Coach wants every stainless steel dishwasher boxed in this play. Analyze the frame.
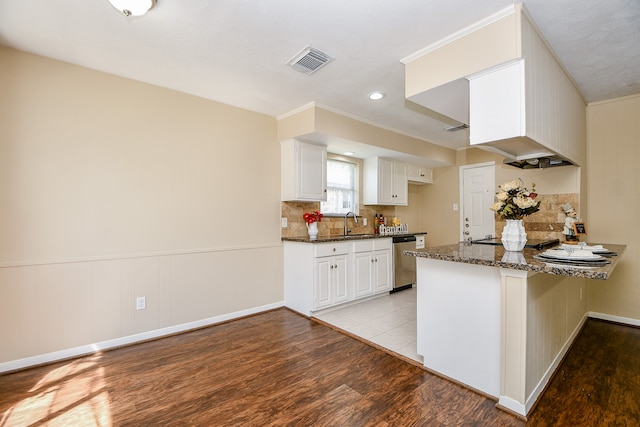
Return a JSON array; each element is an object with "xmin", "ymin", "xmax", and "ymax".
[{"xmin": 392, "ymin": 235, "xmax": 417, "ymax": 293}]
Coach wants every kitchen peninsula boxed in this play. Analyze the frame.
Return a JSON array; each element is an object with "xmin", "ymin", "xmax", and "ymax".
[{"xmin": 404, "ymin": 242, "xmax": 626, "ymax": 418}]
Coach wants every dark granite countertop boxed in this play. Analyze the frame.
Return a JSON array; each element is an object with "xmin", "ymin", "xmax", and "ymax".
[
  {"xmin": 404, "ymin": 242, "xmax": 626, "ymax": 280},
  {"xmin": 282, "ymin": 231, "xmax": 428, "ymax": 244}
]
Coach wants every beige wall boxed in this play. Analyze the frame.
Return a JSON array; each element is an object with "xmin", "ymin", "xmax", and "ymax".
[
  {"xmin": 586, "ymin": 94, "xmax": 640, "ymax": 322},
  {"xmin": 0, "ymin": 47, "xmax": 284, "ymax": 367},
  {"xmin": 404, "ymin": 10, "xmax": 519, "ymax": 97},
  {"xmin": 414, "ymin": 162, "xmax": 461, "ymax": 246}
]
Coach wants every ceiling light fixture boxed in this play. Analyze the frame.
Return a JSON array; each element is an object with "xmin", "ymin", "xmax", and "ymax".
[
  {"xmin": 108, "ymin": 0, "xmax": 156, "ymax": 16},
  {"xmin": 368, "ymin": 91, "xmax": 385, "ymax": 101},
  {"xmin": 344, "ymin": 152, "xmax": 355, "ymax": 156}
]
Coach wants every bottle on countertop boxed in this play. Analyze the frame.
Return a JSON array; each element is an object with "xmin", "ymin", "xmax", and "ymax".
[{"xmin": 374, "ymin": 214, "xmax": 379, "ymax": 234}]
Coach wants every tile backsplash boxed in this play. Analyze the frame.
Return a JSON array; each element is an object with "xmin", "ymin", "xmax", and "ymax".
[
  {"xmin": 282, "ymin": 193, "xmax": 579, "ymax": 243},
  {"xmin": 281, "ymin": 202, "xmax": 396, "ymax": 238},
  {"xmin": 496, "ymin": 193, "xmax": 580, "ymax": 242}
]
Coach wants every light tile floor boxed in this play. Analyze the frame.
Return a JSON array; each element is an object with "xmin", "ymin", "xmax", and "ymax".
[{"xmin": 314, "ymin": 287, "xmax": 423, "ymax": 364}]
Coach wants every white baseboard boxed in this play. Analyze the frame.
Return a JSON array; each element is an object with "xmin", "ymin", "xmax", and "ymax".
[
  {"xmin": 0, "ymin": 301, "xmax": 285, "ymax": 374},
  {"xmin": 498, "ymin": 395, "xmax": 526, "ymax": 416},
  {"xmin": 588, "ymin": 311, "xmax": 640, "ymax": 327}
]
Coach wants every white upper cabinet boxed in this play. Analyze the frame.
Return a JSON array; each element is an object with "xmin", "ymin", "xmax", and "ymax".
[
  {"xmin": 281, "ymin": 139, "xmax": 327, "ymax": 202},
  {"xmin": 407, "ymin": 164, "xmax": 433, "ymax": 184},
  {"xmin": 402, "ymin": 4, "xmax": 586, "ymax": 166},
  {"xmin": 363, "ymin": 157, "xmax": 408, "ymax": 205}
]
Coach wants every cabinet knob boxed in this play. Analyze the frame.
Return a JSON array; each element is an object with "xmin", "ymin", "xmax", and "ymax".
[
  {"xmin": 333, "ymin": 248, "xmax": 336, "ymax": 252},
  {"xmin": 330, "ymin": 265, "xmax": 334, "ymax": 269},
  {"xmin": 334, "ymin": 264, "xmax": 338, "ymax": 269}
]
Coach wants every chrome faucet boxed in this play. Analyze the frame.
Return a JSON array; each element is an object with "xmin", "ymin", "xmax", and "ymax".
[{"xmin": 344, "ymin": 211, "xmax": 358, "ymax": 235}]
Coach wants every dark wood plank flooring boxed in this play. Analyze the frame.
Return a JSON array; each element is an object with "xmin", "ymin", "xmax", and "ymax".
[{"xmin": 1, "ymin": 309, "xmax": 638, "ymax": 426}]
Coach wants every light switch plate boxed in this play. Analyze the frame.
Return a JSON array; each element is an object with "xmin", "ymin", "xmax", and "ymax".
[{"xmin": 281, "ymin": 217, "xmax": 288, "ymax": 228}]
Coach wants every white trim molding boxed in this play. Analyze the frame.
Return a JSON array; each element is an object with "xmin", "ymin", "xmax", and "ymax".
[
  {"xmin": 0, "ymin": 301, "xmax": 285, "ymax": 374},
  {"xmin": 589, "ymin": 311, "xmax": 640, "ymax": 327}
]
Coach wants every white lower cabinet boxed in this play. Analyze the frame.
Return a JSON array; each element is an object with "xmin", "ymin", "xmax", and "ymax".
[
  {"xmin": 373, "ymin": 249, "xmax": 392, "ymax": 293},
  {"xmin": 353, "ymin": 239, "xmax": 392, "ymax": 297},
  {"xmin": 354, "ymin": 251, "xmax": 374, "ymax": 297},
  {"xmin": 283, "ymin": 238, "xmax": 392, "ymax": 316},
  {"xmin": 314, "ymin": 253, "xmax": 349, "ymax": 309}
]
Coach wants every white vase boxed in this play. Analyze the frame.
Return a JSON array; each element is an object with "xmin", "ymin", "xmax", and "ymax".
[
  {"xmin": 306, "ymin": 222, "xmax": 318, "ymax": 240},
  {"xmin": 501, "ymin": 219, "xmax": 527, "ymax": 251}
]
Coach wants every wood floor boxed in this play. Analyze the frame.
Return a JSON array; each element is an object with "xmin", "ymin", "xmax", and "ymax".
[{"xmin": 1, "ymin": 309, "xmax": 639, "ymax": 426}]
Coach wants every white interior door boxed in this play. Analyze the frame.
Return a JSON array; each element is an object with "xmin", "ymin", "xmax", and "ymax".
[{"xmin": 461, "ymin": 164, "xmax": 495, "ymax": 241}]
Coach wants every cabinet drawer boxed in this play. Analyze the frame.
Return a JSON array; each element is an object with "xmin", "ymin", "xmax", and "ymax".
[
  {"xmin": 374, "ymin": 238, "xmax": 392, "ymax": 250},
  {"xmin": 352, "ymin": 240, "xmax": 374, "ymax": 253},
  {"xmin": 314, "ymin": 242, "xmax": 349, "ymax": 257}
]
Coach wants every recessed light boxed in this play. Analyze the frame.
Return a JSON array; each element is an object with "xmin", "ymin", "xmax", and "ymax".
[
  {"xmin": 368, "ymin": 91, "xmax": 385, "ymax": 101},
  {"xmin": 344, "ymin": 152, "xmax": 355, "ymax": 156}
]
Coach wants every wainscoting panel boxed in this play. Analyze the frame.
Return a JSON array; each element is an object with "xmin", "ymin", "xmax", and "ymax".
[{"xmin": 0, "ymin": 245, "xmax": 283, "ymax": 369}]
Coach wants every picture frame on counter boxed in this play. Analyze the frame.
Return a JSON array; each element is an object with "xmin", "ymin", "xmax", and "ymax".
[{"xmin": 573, "ymin": 221, "xmax": 587, "ymax": 235}]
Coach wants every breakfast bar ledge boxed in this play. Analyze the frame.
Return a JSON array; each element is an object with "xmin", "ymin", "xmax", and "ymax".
[{"xmin": 404, "ymin": 242, "xmax": 626, "ymax": 418}]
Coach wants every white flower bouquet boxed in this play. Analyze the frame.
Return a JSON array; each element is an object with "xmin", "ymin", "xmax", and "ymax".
[{"xmin": 490, "ymin": 179, "xmax": 540, "ymax": 220}]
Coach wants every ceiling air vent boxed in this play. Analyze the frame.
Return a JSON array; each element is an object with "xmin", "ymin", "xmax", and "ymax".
[{"xmin": 287, "ymin": 46, "xmax": 334, "ymax": 74}]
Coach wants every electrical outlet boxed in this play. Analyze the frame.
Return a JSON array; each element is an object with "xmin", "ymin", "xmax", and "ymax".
[
  {"xmin": 453, "ymin": 203, "xmax": 459, "ymax": 211},
  {"xmin": 363, "ymin": 218, "xmax": 368, "ymax": 226},
  {"xmin": 281, "ymin": 217, "xmax": 288, "ymax": 228},
  {"xmin": 136, "ymin": 296, "xmax": 146, "ymax": 310}
]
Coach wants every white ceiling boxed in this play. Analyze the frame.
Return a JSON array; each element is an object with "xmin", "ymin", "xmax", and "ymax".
[{"xmin": 1, "ymin": 0, "xmax": 638, "ymax": 161}]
